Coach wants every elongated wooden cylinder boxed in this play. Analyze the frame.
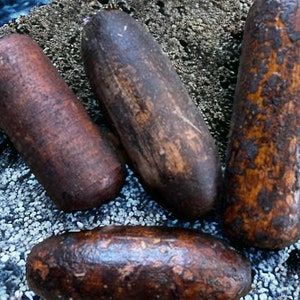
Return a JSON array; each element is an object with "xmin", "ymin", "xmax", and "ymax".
[
  {"xmin": 223, "ymin": 0, "xmax": 300, "ymax": 249},
  {"xmin": 0, "ymin": 33, "xmax": 124, "ymax": 212},
  {"xmin": 26, "ymin": 226, "xmax": 252, "ymax": 300},
  {"xmin": 81, "ymin": 10, "xmax": 221, "ymax": 219}
]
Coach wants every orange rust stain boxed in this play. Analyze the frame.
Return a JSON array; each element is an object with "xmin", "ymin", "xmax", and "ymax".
[
  {"xmin": 33, "ymin": 260, "xmax": 49, "ymax": 280},
  {"xmin": 231, "ymin": 16, "xmax": 299, "ymax": 226}
]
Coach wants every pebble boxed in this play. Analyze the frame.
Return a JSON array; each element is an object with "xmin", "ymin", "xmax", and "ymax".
[{"xmin": 0, "ymin": 255, "xmax": 9, "ymax": 264}]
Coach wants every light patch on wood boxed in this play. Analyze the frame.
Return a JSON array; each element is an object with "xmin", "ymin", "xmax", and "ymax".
[
  {"xmin": 119, "ymin": 264, "xmax": 135, "ymax": 279},
  {"xmin": 173, "ymin": 106, "xmax": 203, "ymax": 135},
  {"xmin": 172, "ymin": 265, "xmax": 184, "ymax": 275}
]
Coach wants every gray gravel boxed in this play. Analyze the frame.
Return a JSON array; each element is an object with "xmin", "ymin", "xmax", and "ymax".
[
  {"xmin": 0, "ymin": 0, "xmax": 299, "ymax": 299},
  {"xmin": 1, "ymin": 150, "xmax": 299, "ymax": 299}
]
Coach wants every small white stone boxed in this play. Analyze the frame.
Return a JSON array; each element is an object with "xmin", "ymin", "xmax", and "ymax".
[
  {"xmin": 76, "ymin": 221, "xmax": 84, "ymax": 229},
  {"xmin": 259, "ymin": 293, "xmax": 268, "ymax": 300},
  {"xmin": 0, "ymin": 254, "xmax": 9, "ymax": 263}
]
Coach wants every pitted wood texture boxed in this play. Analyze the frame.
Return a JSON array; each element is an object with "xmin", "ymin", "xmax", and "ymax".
[
  {"xmin": 223, "ymin": 0, "xmax": 300, "ymax": 249},
  {"xmin": 26, "ymin": 226, "xmax": 252, "ymax": 300}
]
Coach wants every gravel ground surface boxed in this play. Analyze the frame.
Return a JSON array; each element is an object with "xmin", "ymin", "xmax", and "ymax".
[{"xmin": 0, "ymin": 0, "xmax": 299, "ymax": 299}]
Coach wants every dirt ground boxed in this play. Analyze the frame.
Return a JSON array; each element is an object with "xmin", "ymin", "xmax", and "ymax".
[{"xmin": 0, "ymin": 0, "xmax": 252, "ymax": 161}]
